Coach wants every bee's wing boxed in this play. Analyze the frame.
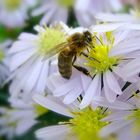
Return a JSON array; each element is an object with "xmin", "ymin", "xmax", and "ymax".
[
  {"xmin": 43, "ymin": 41, "xmax": 78, "ymax": 60},
  {"xmin": 43, "ymin": 42, "xmax": 69, "ymax": 59}
]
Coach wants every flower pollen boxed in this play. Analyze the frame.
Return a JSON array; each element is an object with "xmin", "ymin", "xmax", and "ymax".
[
  {"xmin": 0, "ymin": 49, "xmax": 4, "ymax": 62},
  {"xmin": 37, "ymin": 27, "xmax": 66, "ymax": 57},
  {"xmin": 34, "ymin": 104, "xmax": 48, "ymax": 116},
  {"xmin": 4, "ymin": 0, "xmax": 21, "ymax": 10},
  {"xmin": 69, "ymin": 108, "xmax": 108, "ymax": 140},
  {"xmin": 127, "ymin": 95, "xmax": 140, "ymax": 134},
  {"xmin": 58, "ymin": 0, "xmax": 74, "ymax": 8},
  {"xmin": 85, "ymin": 32, "xmax": 118, "ymax": 75},
  {"xmin": 133, "ymin": 109, "xmax": 140, "ymax": 129}
]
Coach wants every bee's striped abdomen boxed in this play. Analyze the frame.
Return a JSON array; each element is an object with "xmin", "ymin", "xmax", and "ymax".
[{"xmin": 58, "ymin": 50, "xmax": 73, "ymax": 79}]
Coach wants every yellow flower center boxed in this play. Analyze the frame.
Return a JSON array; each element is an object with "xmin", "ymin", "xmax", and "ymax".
[
  {"xmin": 127, "ymin": 95, "xmax": 140, "ymax": 134},
  {"xmin": 85, "ymin": 32, "xmax": 118, "ymax": 75},
  {"xmin": 133, "ymin": 109, "xmax": 140, "ymax": 128},
  {"xmin": 69, "ymin": 108, "xmax": 108, "ymax": 140},
  {"xmin": 34, "ymin": 104, "xmax": 48, "ymax": 116},
  {"xmin": 127, "ymin": 109, "xmax": 140, "ymax": 135},
  {"xmin": 133, "ymin": 9, "xmax": 140, "ymax": 18},
  {"xmin": 0, "ymin": 49, "xmax": 4, "ymax": 62},
  {"xmin": 1, "ymin": 109, "xmax": 17, "ymax": 128},
  {"xmin": 4, "ymin": 0, "xmax": 21, "ymax": 10},
  {"xmin": 57, "ymin": 0, "xmax": 74, "ymax": 8},
  {"xmin": 37, "ymin": 26, "xmax": 66, "ymax": 57}
]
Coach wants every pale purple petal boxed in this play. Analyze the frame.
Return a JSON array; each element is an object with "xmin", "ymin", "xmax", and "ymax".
[
  {"xmin": 33, "ymin": 94, "xmax": 73, "ymax": 117},
  {"xmin": 122, "ymin": 58, "xmax": 140, "ymax": 79},
  {"xmin": 101, "ymin": 111, "xmax": 133, "ymax": 122},
  {"xmin": 100, "ymin": 119, "xmax": 134, "ymax": 137},
  {"xmin": 35, "ymin": 125, "xmax": 70, "ymax": 140},
  {"xmin": 80, "ymin": 74, "xmax": 100, "ymax": 109},
  {"xmin": 93, "ymin": 97, "xmax": 134, "ymax": 110},
  {"xmin": 105, "ymin": 71, "xmax": 123, "ymax": 95}
]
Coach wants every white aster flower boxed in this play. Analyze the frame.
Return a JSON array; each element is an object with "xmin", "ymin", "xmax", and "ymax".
[
  {"xmin": 32, "ymin": 0, "xmax": 122, "ymax": 27},
  {"xmin": 80, "ymin": 28, "xmax": 140, "ymax": 107},
  {"xmin": 120, "ymin": 0, "xmax": 137, "ymax": 6},
  {"xmin": 100, "ymin": 90, "xmax": 140, "ymax": 140},
  {"xmin": 8, "ymin": 22, "xmax": 69, "ymax": 102},
  {"xmin": 121, "ymin": 56, "xmax": 140, "ymax": 82},
  {"xmin": 96, "ymin": 0, "xmax": 140, "ymax": 24},
  {"xmin": 33, "ymin": 94, "xmax": 129, "ymax": 140},
  {"xmin": 32, "ymin": 0, "xmax": 73, "ymax": 25},
  {"xmin": 0, "ymin": 97, "xmax": 48, "ymax": 139},
  {"xmin": 0, "ymin": 40, "xmax": 11, "ymax": 86},
  {"xmin": 96, "ymin": 13, "xmax": 140, "ymax": 24},
  {"xmin": 75, "ymin": 0, "xmax": 122, "ymax": 27},
  {"xmin": 9, "ymin": 22, "xmax": 89, "ymax": 102},
  {"xmin": 46, "ymin": 67, "xmax": 92, "ymax": 103},
  {"xmin": 0, "ymin": 100, "xmax": 34, "ymax": 139},
  {"xmin": 0, "ymin": 0, "xmax": 36, "ymax": 28},
  {"xmin": 46, "ymin": 26, "xmax": 140, "ymax": 109}
]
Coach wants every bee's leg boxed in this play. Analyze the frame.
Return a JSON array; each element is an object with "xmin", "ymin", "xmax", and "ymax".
[
  {"xmin": 84, "ymin": 41, "xmax": 95, "ymax": 48},
  {"xmin": 80, "ymin": 52, "xmax": 89, "ymax": 58},
  {"xmin": 73, "ymin": 65, "xmax": 92, "ymax": 78},
  {"xmin": 87, "ymin": 48, "xmax": 90, "ymax": 53},
  {"xmin": 80, "ymin": 52, "xmax": 100, "ymax": 63},
  {"xmin": 72, "ymin": 55, "xmax": 77, "ymax": 65}
]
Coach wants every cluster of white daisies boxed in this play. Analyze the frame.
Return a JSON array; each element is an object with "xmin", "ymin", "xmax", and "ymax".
[{"xmin": 1, "ymin": 0, "xmax": 140, "ymax": 140}]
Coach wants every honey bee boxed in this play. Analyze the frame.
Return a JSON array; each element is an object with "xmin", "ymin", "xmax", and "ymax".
[{"xmin": 45, "ymin": 31, "xmax": 93, "ymax": 79}]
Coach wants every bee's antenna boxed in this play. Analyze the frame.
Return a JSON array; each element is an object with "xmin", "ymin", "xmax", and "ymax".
[
  {"xmin": 93, "ymin": 35, "xmax": 104, "ymax": 46},
  {"xmin": 80, "ymin": 52, "xmax": 100, "ymax": 63},
  {"xmin": 84, "ymin": 41, "xmax": 95, "ymax": 48}
]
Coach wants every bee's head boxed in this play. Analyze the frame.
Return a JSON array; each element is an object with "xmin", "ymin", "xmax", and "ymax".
[{"xmin": 84, "ymin": 31, "xmax": 92, "ymax": 43}]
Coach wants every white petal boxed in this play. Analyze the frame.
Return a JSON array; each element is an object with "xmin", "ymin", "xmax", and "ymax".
[
  {"xmin": 36, "ymin": 60, "xmax": 49, "ymax": 93},
  {"xmin": 63, "ymin": 87, "xmax": 82, "ymax": 104},
  {"xmin": 23, "ymin": 58, "xmax": 44, "ymax": 93},
  {"xmin": 96, "ymin": 13, "xmax": 139, "ymax": 23},
  {"xmin": 40, "ymin": 8, "xmax": 56, "ymax": 25},
  {"xmin": 101, "ymin": 111, "xmax": 133, "ymax": 122},
  {"xmin": 100, "ymin": 119, "xmax": 134, "ymax": 137},
  {"xmin": 122, "ymin": 58, "xmax": 140, "ymax": 79},
  {"xmin": 80, "ymin": 74, "xmax": 92, "ymax": 92},
  {"xmin": 18, "ymin": 33, "xmax": 38, "ymax": 41},
  {"xmin": 93, "ymin": 97, "xmax": 134, "ymax": 110},
  {"xmin": 90, "ymin": 23, "xmax": 125, "ymax": 33},
  {"xmin": 105, "ymin": 71, "xmax": 123, "ymax": 95},
  {"xmin": 46, "ymin": 74, "xmax": 65, "ymax": 92},
  {"xmin": 9, "ymin": 41, "xmax": 36, "ymax": 53},
  {"xmin": 110, "ymin": 42, "xmax": 140, "ymax": 57},
  {"xmin": 103, "ymin": 75, "xmax": 116, "ymax": 102},
  {"xmin": 33, "ymin": 94, "xmax": 72, "ymax": 117},
  {"xmin": 35, "ymin": 125, "xmax": 70, "ymax": 140},
  {"xmin": 53, "ymin": 77, "xmax": 81, "ymax": 97},
  {"xmin": 10, "ymin": 48, "xmax": 36, "ymax": 71},
  {"xmin": 16, "ymin": 119, "xmax": 36, "ymax": 135},
  {"xmin": 80, "ymin": 74, "xmax": 100, "ymax": 109},
  {"xmin": 31, "ymin": 5, "xmax": 50, "ymax": 16}
]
